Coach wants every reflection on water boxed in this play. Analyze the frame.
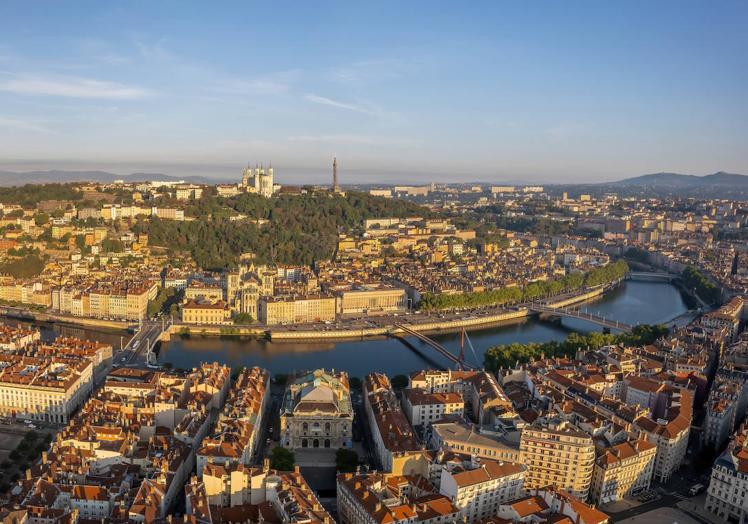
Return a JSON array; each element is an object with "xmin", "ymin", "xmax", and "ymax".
[
  {"xmin": 4, "ymin": 281, "xmax": 690, "ymax": 379},
  {"xmin": 159, "ymin": 281, "xmax": 689, "ymax": 377}
]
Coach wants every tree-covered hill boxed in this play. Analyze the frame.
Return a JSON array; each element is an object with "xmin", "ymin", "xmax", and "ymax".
[{"xmin": 138, "ymin": 191, "xmax": 431, "ymax": 269}]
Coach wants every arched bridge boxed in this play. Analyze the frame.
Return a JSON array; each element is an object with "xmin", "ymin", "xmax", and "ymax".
[
  {"xmin": 392, "ymin": 324, "xmax": 476, "ymax": 369},
  {"xmin": 626, "ymin": 271, "xmax": 676, "ymax": 283},
  {"xmin": 528, "ymin": 304, "xmax": 633, "ymax": 332}
]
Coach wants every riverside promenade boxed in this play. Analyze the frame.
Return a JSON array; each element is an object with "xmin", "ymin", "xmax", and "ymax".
[
  {"xmin": 1, "ymin": 283, "xmax": 621, "ymax": 343},
  {"xmin": 267, "ymin": 285, "xmax": 612, "ymax": 341}
]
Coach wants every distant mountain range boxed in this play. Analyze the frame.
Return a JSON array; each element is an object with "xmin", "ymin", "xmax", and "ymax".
[
  {"xmin": 547, "ymin": 171, "xmax": 748, "ymax": 199},
  {"xmin": 1, "ymin": 168, "xmax": 747, "ymax": 199},
  {"xmin": 0, "ymin": 170, "xmax": 221, "ymax": 186},
  {"xmin": 610, "ymin": 171, "xmax": 748, "ymax": 189}
]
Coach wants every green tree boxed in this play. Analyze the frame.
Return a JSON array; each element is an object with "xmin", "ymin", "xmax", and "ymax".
[
  {"xmin": 0, "ymin": 254, "xmax": 46, "ymax": 278},
  {"xmin": 270, "ymin": 446, "xmax": 295, "ymax": 471},
  {"xmin": 336, "ymin": 448, "xmax": 359, "ymax": 473},
  {"xmin": 391, "ymin": 375, "xmax": 408, "ymax": 390},
  {"xmin": 233, "ymin": 312, "xmax": 254, "ymax": 325},
  {"xmin": 484, "ymin": 323, "xmax": 668, "ymax": 372},
  {"xmin": 34, "ymin": 212, "xmax": 49, "ymax": 226}
]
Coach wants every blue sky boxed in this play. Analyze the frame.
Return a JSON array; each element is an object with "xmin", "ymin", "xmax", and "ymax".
[{"xmin": 0, "ymin": 1, "xmax": 746, "ymax": 183}]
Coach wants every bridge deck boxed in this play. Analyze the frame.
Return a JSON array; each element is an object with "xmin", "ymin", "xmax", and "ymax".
[
  {"xmin": 529, "ymin": 304, "xmax": 633, "ymax": 332},
  {"xmin": 393, "ymin": 323, "xmax": 475, "ymax": 369}
]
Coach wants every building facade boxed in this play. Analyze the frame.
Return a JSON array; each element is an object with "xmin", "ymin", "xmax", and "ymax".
[{"xmin": 280, "ymin": 369, "xmax": 353, "ymax": 450}]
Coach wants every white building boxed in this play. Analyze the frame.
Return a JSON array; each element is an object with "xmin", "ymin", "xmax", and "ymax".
[
  {"xmin": 439, "ymin": 458, "xmax": 525, "ymax": 522},
  {"xmin": 402, "ymin": 389, "xmax": 464, "ymax": 428}
]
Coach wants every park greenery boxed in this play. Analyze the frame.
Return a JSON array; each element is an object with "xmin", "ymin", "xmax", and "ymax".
[
  {"xmin": 0, "ymin": 430, "xmax": 52, "ymax": 493},
  {"xmin": 390, "ymin": 374, "xmax": 409, "ymax": 389},
  {"xmin": 137, "ymin": 191, "xmax": 429, "ymax": 270},
  {"xmin": 336, "ymin": 448, "xmax": 359, "ymax": 473},
  {"xmin": 232, "ymin": 312, "xmax": 254, "ymax": 325},
  {"xmin": 0, "ymin": 183, "xmax": 82, "ymax": 207},
  {"xmin": 681, "ymin": 265, "xmax": 721, "ymax": 306},
  {"xmin": 147, "ymin": 287, "xmax": 183, "ymax": 318},
  {"xmin": 624, "ymin": 246, "xmax": 651, "ymax": 264},
  {"xmin": 483, "ymin": 324, "xmax": 670, "ymax": 372},
  {"xmin": 419, "ymin": 260, "xmax": 629, "ymax": 310},
  {"xmin": 269, "ymin": 446, "xmax": 295, "ymax": 471},
  {"xmin": 0, "ymin": 253, "xmax": 46, "ymax": 279}
]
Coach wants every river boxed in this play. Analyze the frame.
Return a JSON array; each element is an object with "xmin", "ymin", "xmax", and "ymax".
[{"xmin": 5, "ymin": 281, "xmax": 692, "ymax": 378}]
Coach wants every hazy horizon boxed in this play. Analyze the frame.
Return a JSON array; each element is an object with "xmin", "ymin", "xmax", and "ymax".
[
  {"xmin": 1, "ymin": 158, "xmax": 743, "ymax": 186},
  {"xmin": 1, "ymin": 2, "xmax": 747, "ymax": 182}
]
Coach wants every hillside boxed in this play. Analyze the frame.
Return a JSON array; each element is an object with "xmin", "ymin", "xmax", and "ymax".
[{"xmin": 613, "ymin": 171, "xmax": 748, "ymax": 189}]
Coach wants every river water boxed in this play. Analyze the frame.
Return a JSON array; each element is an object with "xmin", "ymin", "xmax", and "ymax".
[{"xmin": 7, "ymin": 281, "xmax": 691, "ymax": 378}]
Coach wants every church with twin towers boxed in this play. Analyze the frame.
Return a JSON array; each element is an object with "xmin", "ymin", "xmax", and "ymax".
[{"xmin": 241, "ymin": 157, "xmax": 342, "ymax": 198}]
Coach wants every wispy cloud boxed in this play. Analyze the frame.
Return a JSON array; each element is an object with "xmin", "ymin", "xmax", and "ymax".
[
  {"xmin": 304, "ymin": 93, "xmax": 386, "ymax": 117},
  {"xmin": 289, "ymin": 134, "xmax": 418, "ymax": 146},
  {"xmin": 0, "ymin": 73, "xmax": 149, "ymax": 99},
  {"xmin": 0, "ymin": 116, "xmax": 52, "ymax": 133},
  {"xmin": 134, "ymin": 36, "xmax": 173, "ymax": 61},
  {"xmin": 331, "ymin": 58, "xmax": 416, "ymax": 86},
  {"xmin": 76, "ymin": 38, "xmax": 132, "ymax": 66},
  {"xmin": 209, "ymin": 70, "xmax": 300, "ymax": 97}
]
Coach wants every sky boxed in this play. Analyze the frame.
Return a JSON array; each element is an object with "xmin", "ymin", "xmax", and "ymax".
[{"xmin": 0, "ymin": 1, "xmax": 747, "ymax": 184}]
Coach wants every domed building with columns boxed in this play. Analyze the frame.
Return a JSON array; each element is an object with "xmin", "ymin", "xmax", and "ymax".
[{"xmin": 280, "ymin": 369, "xmax": 353, "ymax": 450}]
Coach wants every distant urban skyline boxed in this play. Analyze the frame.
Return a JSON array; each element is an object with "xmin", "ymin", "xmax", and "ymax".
[{"xmin": 1, "ymin": 1, "xmax": 747, "ymax": 182}]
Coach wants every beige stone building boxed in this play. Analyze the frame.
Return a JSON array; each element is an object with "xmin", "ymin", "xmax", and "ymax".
[
  {"xmin": 182, "ymin": 300, "xmax": 231, "ymax": 325},
  {"xmin": 590, "ymin": 438, "xmax": 657, "ymax": 505},
  {"xmin": 519, "ymin": 419, "xmax": 595, "ymax": 500},
  {"xmin": 334, "ymin": 286, "xmax": 407, "ymax": 316},
  {"xmin": 0, "ymin": 355, "xmax": 93, "ymax": 423},
  {"xmin": 280, "ymin": 369, "xmax": 353, "ymax": 450},
  {"xmin": 259, "ymin": 295, "xmax": 336, "ymax": 325},
  {"xmin": 430, "ymin": 421, "xmax": 520, "ymax": 462}
]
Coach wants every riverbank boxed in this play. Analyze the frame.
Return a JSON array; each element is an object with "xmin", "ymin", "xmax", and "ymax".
[
  {"xmin": 267, "ymin": 285, "xmax": 611, "ymax": 341},
  {"xmin": 156, "ymin": 280, "xmax": 689, "ymax": 377},
  {"xmin": 0, "ymin": 306, "xmax": 131, "ymax": 331},
  {"xmin": 0, "ymin": 281, "xmax": 618, "ymax": 343}
]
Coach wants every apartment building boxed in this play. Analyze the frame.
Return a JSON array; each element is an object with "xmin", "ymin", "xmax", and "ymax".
[
  {"xmin": 196, "ymin": 367, "xmax": 269, "ymax": 475},
  {"xmin": 439, "ymin": 458, "xmax": 525, "ymax": 522},
  {"xmin": 334, "ymin": 286, "xmax": 408, "ymax": 316},
  {"xmin": 364, "ymin": 373, "xmax": 421, "ymax": 473},
  {"xmin": 409, "ymin": 370, "xmax": 515, "ymax": 427},
  {"xmin": 702, "ymin": 297, "xmax": 744, "ymax": 341},
  {"xmin": 0, "ymin": 324, "xmax": 40, "ymax": 351},
  {"xmin": 633, "ymin": 387, "xmax": 692, "ymax": 483},
  {"xmin": 430, "ymin": 421, "xmax": 521, "ymax": 462},
  {"xmin": 494, "ymin": 488, "xmax": 610, "ymax": 524},
  {"xmin": 704, "ymin": 379, "xmax": 743, "ymax": 450},
  {"xmin": 185, "ymin": 283, "xmax": 224, "ymax": 302},
  {"xmin": 519, "ymin": 419, "xmax": 596, "ymax": 500},
  {"xmin": 402, "ymin": 389, "xmax": 464, "ymax": 428},
  {"xmin": 259, "ymin": 294, "xmax": 336, "ymax": 325},
  {"xmin": 52, "ymin": 280, "xmax": 157, "ymax": 321},
  {"xmin": 337, "ymin": 472, "xmax": 459, "ymax": 524},
  {"xmin": 706, "ymin": 431, "xmax": 748, "ymax": 522},
  {"xmin": 0, "ymin": 355, "xmax": 93, "ymax": 423},
  {"xmin": 590, "ymin": 438, "xmax": 657, "ymax": 505},
  {"xmin": 187, "ymin": 465, "xmax": 332, "ymax": 524}
]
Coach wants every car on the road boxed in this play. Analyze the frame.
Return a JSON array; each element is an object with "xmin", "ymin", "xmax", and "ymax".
[{"xmin": 689, "ymin": 484, "xmax": 705, "ymax": 496}]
